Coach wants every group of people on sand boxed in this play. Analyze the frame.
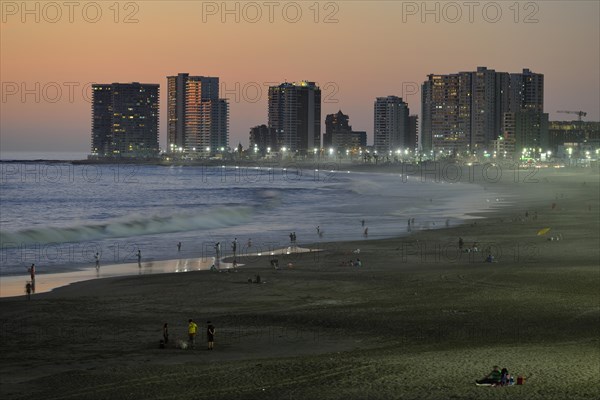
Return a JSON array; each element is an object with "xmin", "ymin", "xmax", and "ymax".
[
  {"xmin": 458, "ymin": 237, "xmax": 480, "ymax": 253},
  {"xmin": 339, "ymin": 258, "xmax": 362, "ymax": 267},
  {"xmin": 160, "ymin": 319, "xmax": 215, "ymax": 350},
  {"xmin": 458, "ymin": 237, "xmax": 497, "ymax": 263},
  {"xmin": 476, "ymin": 365, "xmax": 515, "ymax": 386}
]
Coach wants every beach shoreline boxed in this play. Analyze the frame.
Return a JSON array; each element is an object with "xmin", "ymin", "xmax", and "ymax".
[
  {"xmin": 0, "ymin": 246, "xmax": 319, "ymax": 298},
  {"xmin": 0, "ymin": 165, "xmax": 598, "ymax": 399}
]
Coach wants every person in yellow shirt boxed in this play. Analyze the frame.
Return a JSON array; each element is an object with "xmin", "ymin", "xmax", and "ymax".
[{"xmin": 188, "ymin": 319, "xmax": 198, "ymax": 348}]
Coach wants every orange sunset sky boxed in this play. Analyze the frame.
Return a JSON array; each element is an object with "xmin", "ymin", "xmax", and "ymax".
[{"xmin": 1, "ymin": 1, "xmax": 599, "ymax": 154}]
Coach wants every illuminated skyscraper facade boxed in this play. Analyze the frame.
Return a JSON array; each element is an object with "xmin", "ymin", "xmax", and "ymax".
[
  {"xmin": 268, "ymin": 81, "xmax": 321, "ymax": 153},
  {"xmin": 167, "ymin": 73, "xmax": 228, "ymax": 155},
  {"xmin": 421, "ymin": 67, "xmax": 546, "ymax": 156},
  {"xmin": 91, "ymin": 82, "xmax": 159, "ymax": 157},
  {"xmin": 374, "ymin": 96, "xmax": 410, "ymax": 153}
]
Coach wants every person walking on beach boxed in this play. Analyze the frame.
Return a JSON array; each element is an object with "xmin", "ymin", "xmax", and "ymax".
[
  {"xmin": 363, "ymin": 227, "xmax": 368, "ymax": 237},
  {"xmin": 27, "ymin": 264, "xmax": 36, "ymax": 292},
  {"xmin": 25, "ymin": 282, "xmax": 32, "ymax": 300},
  {"xmin": 458, "ymin": 237, "xmax": 464, "ymax": 250},
  {"xmin": 214, "ymin": 242, "xmax": 221, "ymax": 261},
  {"xmin": 137, "ymin": 250, "xmax": 142, "ymax": 264},
  {"xmin": 28, "ymin": 263, "xmax": 35, "ymax": 282},
  {"xmin": 207, "ymin": 321, "xmax": 215, "ymax": 350},
  {"xmin": 361, "ymin": 219, "xmax": 365, "ymax": 227},
  {"xmin": 94, "ymin": 253, "xmax": 100, "ymax": 270},
  {"xmin": 247, "ymin": 238, "xmax": 252, "ymax": 249},
  {"xmin": 163, "ymin": 323, "xmax": 169, "ymax": 345},
  {"xmin": 232, "ymin": 238, "xmax": 238, "ymax": 258},
  {"xmin": 188, "ymin": 319, "xmax": 198, "ymax": 349},
  {"xmin": 177, "ymin": 242, "xmax": 181, "ymax": 252}
]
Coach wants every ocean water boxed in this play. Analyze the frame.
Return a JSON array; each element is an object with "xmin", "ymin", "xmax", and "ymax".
[{"xmin": 0, "ymin": 163, "xmax": 504, "ymax": 276}]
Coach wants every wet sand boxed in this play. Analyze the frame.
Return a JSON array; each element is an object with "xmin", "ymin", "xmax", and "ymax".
[
  {"xmin": 1, "ymin": 165, "xmax": 598, "ymax": 400},
  {"xmin": 0, "ymin": 247, "xmax": 317, "ymax": 298}
]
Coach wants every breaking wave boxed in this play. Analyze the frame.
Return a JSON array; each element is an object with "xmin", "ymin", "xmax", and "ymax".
[{"xmin": 0, "ymin": 206, "xmax": 253, "ymax": 246}]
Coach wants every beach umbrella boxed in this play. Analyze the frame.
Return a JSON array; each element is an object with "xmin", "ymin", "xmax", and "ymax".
[{"xmin": 537, "ymin": 228, "xmax": 551, "ymax": 236}]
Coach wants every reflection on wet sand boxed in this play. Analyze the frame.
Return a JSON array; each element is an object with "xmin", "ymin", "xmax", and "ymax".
[{"xmin": 0, "ymin": 247, "xmax": 318, "ymax": 298}]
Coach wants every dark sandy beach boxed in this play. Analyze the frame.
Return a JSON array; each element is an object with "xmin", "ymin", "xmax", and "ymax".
[{"xmin": 1, "ymin": 165, "xmax": 598, "ymax": 400}]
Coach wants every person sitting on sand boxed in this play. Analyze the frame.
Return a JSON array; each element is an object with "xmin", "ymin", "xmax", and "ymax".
[
  {"xmin": 486, "ymin": 254, "xmax": 495, "ymax": 263},
  {"xmin": 476, "ymin": 365, "xmax": 502, "ymax": 385},
  {"xmin": 500, "ymin": 368, "xmax": 511, "ymax": 386}
]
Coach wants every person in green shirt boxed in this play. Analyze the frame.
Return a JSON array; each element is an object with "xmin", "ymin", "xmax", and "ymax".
[{"xmin": 476, "ymin": 366, "xmax": 502, "ymax": 385}]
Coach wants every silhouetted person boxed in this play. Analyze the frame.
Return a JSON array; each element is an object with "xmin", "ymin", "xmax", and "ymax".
[
  {"xmin": 25, "ymin": 282, "xmax": 32, "ymax": 300},
  {"xmin": 28, "ymin": 263, "xmax": 35, "ymax": 281},
  {"xmin": 163, "ymin": 323, "xmax": 169, "ymax": 344},
  {"xmin": 207, "ymin": 321, "xmax": 215, "ymax": 350}
]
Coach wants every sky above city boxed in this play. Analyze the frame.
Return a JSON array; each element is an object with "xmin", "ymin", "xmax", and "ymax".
[{"xmin": 1, "ymin": 1, "xmax": 599, "ymax": 154}]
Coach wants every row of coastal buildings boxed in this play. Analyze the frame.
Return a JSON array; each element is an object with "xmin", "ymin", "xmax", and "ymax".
[{"xmin": 91, "ymin": 68, "xmax": 599, "ymax": 161}]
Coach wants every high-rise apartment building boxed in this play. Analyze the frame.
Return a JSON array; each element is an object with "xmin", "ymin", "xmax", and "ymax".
[
  {"xmin": 324, "ymin": 110, "xmax": 366, "ymax": 151},
  {"xmin": 167, "ymin": 73, "xmax": 228, "ymax": 155},
  {"xmin": 421, "ymin": 67, "xmax": 546, "ymax": 156},
  {"xmin": 268, "ymin": 81, "xmax": 321, "ymax": 153},
  {"xmin": 374, "ymin": 96, "xmax": 410, "ymax": 153},
  {"xmin": 91, "ymin": 82, "xmax": 159, "ymax": 157}
]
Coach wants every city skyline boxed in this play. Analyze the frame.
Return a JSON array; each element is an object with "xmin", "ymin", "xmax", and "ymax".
[{"xmin": 1, "ymin": 1, "xmax": 598, "ymax": 154}]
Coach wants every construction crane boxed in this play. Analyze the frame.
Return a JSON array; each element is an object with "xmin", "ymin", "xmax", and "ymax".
[{"xmin": 557, "ymin": 110, "xmax": 587, "ymax": 121}]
